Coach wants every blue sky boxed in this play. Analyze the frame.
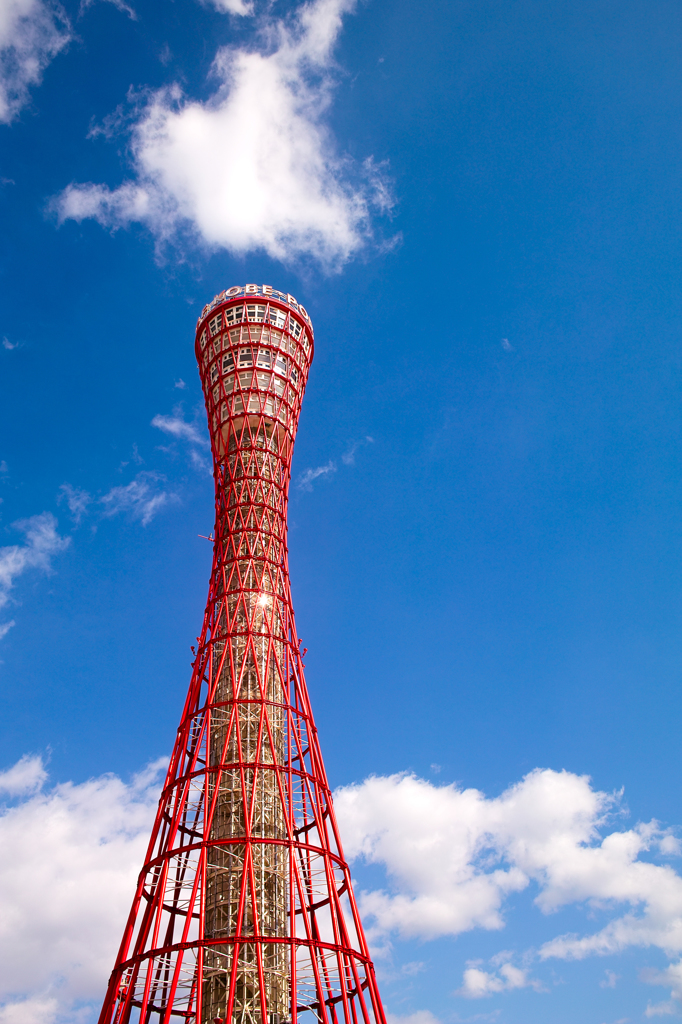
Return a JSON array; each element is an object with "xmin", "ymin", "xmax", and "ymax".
[{"xmin": 1, "ymin": 0, "xmax": 682, "ymax": 1020}]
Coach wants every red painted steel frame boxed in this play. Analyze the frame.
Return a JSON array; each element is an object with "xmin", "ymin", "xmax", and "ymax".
[{"xmin": 97, "ymin": 289, "xmax": 386, "ymax": 1024}]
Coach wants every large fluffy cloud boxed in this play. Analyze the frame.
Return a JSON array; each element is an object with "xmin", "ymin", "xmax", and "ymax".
[
  {"xmin": 4, "ymin": 761, "xmax": 682, "ymax": 1020},
  {"xmin": 335, "ymin": 768, "xmax": 682, "ymax": 1004},
  {"xmin": 55, "ymin": 0, "xmax": 391, "ymax": 268},
  {"xmin": 0, "ymin": 757, "xmax": 164, "ymax": 1023},
  {"xmin": 0, "ymin": 0, "xmax": 69, "ymax": 122}
]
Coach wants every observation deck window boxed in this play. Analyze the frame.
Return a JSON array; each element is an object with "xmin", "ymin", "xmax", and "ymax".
[
  {"xmin": 238, "ymin": 372, "xmax": 251, "ymax": 389},
  {"xmin": 257, "ymin": 349, "xmax": 272, "ymax": 369},
  {"xmin": 291, "ymin": 366, "xmax": 299, "ymax": 384},
  {"xmin": 274, "ymin": 354, "xmax": 287, "ymax": 376},
  {"xmin": 199, "ymin": 329, "xmax": 207, "ymax": 350},
  {"xmin": 269, "ymin": 308, "xmax": 286, "ymax": 329},
  {"xmin": 290, "ymin": 318, "xmax": 302, "ymax": 339},
  {"xmin": 229, "ymin": 328, "xmax": 240, "ymax": 343},
  {"xmin": 209, "ymin": 314, "xmax": 222, "ymax": 336},
  {"xmin": 222, "ymin": 352, "xmax": 235, "ymax": 372},
  {"xmin": 246, "ymin": 304, "xmax": 266, "ymax": 322},
  {"xmin": 238, "ymin": 348, "xmax": 253, "ymax": 367},
  {"xmin": 210, "ymin": 363, "xmax": 219, "ymax": 384},
  {"xmin": 225, "ymin": 305, "xmax": 244, "ymax": 325},
  {"xmin": 224, "ymin": 374, "xmax": 235, "ymax": 393}
]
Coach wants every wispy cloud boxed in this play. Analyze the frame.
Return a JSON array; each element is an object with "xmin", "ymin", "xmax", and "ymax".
[
  {"xmin": 645, "ymin": 1002, "xmax": 678, "ymax": 1018},
  {"xmin": 151, "ymin": 413, "xmax": 207, "ymax": 447},
  {"xmin": 174, "ymin": 379, "xmax": 186, "ymax": 390},
  {"xmin": 57, "ymin": 483, "xmax": 93, "ymax": 524},
  {"xmin": 341, "ymin": 435, "xmax": 374, "ymax": 465},
  {"xmin": 0, "ymin": 513, "xmax": 70, "ymax": 636},
  {"xmin": 54, "ymin": 0, "xmax": 392, "ymax": 268},
  {"xmin": 100, "ymin": 471, "xmax": 176, "ymax": 525},
  {"xmin": 152, "ymin": 411, "xmax": 211, "ymax": 474},
  {"xmin": 79, "ymin": 0, "xmax": 136, "ymax": 21},
  {"xmin": 0, "ymin": 0, "xmax": 70, "ymax": 123},
  {"xmin": 297, "ymin": 460, "xmax": 336, "ymax": 491},
  {"xmin": 2, "ymin": 338, "xmax": 18, "ymax": 350}
]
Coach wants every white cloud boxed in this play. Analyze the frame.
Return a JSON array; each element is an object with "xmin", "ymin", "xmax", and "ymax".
[
  {"xmin": 208, "ymin": 0, "xmax": 252, "ymax": 14},
  {"xmin": 601, "ymin": 969, "xmax": 620, "ymax": 988},
  {"xmin": 151, "ymin": 412, "xmax": 207, "ymax": 447},
  {"xmin": 0, "ymin": 995, "xmax": 59, "ymax": 1024},
  {"xmin": 152, "ymin": 412, "xmax": 211, "ymax": 475},
  {"xmin": 2, "ymin": 758, "xmax": 682, "ymax": 1018},
  {"xmin": 341, "ymin": 435, "xmax": 374, "ymax": 466},
  {"xmin": 297, "ymin": 460, "xmax": 336, "ymax": 490},
  {"xmin": 0, "ymin": 756, "xmax": 164, "ymax": 1020},
  {"xmin": 645, "ymin": 1002, "xmax": 679, "ymax": 1018},
  {"xmin": 642, "ymin": 962, "xmax": 682, "ymax": 1016},
  {"xmin": 457, "ymin": 962, "xmax": 540, "ymax": 999},
  {"xmin": 79, "ymin": 0, "xmax": 136, "ymax": 20},
  {"xmin": 100, "ymin": 471, "xmax": 176, "ymax": 525},
  {"xmin": 334, "ymin": 768, "xmax": 682, "ymax": 970},
  {"xmin": 0, "ymin": 753, "xmax": 47, "ymax": 796},
  {"xmin": 58, "ymin": 483, "xmax": 93, "ymax": 524},
  {"xmin": 0, "ymin": 0, "xmax": 70, "ymax": 122},
  {"xmin": 386, "ymin": 1012, "xmax": 441, "ymax": 1024},
  {"xmin": 0, "ymin": 513, "xmax": 70, "ymax": 635},
  {"xmin": 54, "ymin": 0, "xmax": 392, "ymax": 268}
]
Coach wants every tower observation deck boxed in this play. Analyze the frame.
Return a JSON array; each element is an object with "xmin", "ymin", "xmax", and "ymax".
[{"xmin": 98, "ymin": 286, "xmax": 386, "ymax": 1024}]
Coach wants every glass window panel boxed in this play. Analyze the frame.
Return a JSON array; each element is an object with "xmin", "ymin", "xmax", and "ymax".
[
  {"xmin": 225, "ymin": 306, "xmax": 244, "ymax": 324},
  {"xmin": 269, "ymin": 308, "xmax": 286, "ymax": 329}
]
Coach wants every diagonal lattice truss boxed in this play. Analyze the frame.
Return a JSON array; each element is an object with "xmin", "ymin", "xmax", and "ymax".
[{"xmin": 98, "ymin": 290, "xmax": 386, "ymax": 1024}]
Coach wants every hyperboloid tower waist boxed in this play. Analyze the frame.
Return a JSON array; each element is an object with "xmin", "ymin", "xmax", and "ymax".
[{"xmin": 99, "ymin": 285, "xmax": 386, "ymax": 1024}]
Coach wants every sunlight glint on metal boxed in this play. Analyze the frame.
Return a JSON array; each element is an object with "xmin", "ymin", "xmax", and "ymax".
[{"xmin": 97, "ymin": 287, "xmax": 387, "ymax": 1024}]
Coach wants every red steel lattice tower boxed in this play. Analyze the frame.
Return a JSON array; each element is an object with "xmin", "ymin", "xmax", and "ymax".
[{"xmin": 98, "ymin": 285, "xmax": 386, "ymax": 1024}]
